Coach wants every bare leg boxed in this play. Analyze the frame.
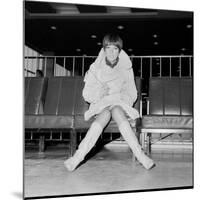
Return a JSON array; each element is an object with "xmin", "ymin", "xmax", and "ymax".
[
  {"xmin": 64, "ymin": 109, "xmax": 111, "ymax": 171},
  {"xmin": 111, "ymin": 106, "xmax": 155, "ymax": 170}
]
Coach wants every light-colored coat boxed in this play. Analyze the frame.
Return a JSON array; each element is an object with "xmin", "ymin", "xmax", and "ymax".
[{"xmin": 82, "ymin": 48, "xmax": 140, "ymax": 121}]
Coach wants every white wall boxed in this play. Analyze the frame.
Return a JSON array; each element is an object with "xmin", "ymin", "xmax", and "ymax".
[
  {"xmin": 24, "ymin": 45, "xmax": 71, "ymax": 77},
  {"xmin": 24, "ymin": 45, "xmax": 42, "ymax": 77},
  {"xmin": 55, "ymin": 62, "xmax": 71, "ymax": 76}
]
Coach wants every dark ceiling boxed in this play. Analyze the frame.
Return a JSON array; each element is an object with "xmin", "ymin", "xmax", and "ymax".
[{"xmin": 25, "ymin": 1, "xmax": 193, "ymax": 56}]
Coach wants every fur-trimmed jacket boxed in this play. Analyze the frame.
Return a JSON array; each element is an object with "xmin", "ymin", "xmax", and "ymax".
[{"xmin": 82, "ymin": 48, "xmax": 140, "ymax": 121}]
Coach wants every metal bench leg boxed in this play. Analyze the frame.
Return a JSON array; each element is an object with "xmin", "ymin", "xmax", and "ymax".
[
  {"xmin": 140, "ymin": 132, "xmax": 146, "ymax": 152},
  {"xmin": 70, "ymin": 129, "xmax": 77, "ymax": 157},
  {"xmin": 147, "ymin": 133, "xmax": 151, "ymax": 156},
  {"xmin": 39, "ymin": 135, "xmax": 45, "ymax": 152}
]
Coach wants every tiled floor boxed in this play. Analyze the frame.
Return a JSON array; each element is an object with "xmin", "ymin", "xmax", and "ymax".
[{"xmin": 24, "ymin": 143, "xmax": 193, "ymax": 198}]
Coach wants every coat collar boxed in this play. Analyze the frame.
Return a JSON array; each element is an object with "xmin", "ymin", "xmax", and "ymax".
[{"xmin": 93, "ymin": 48, "xmax": 132, "ymax": 70}]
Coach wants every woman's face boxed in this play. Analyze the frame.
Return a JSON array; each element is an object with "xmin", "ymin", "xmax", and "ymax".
[{"xmin": 104, "ymin": 45, "xmax": 120, "ymax": 62}]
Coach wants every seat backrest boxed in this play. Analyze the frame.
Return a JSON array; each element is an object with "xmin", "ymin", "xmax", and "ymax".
[
  {"xmin": 43, "ymin": 77, "xmax": 76, "ymax": 115},
  {"xmin": 74, "ymin": 76, "xmax": 142, "ymax": 116},
  {"xmin": 74, "ymin": 77, "xmax": 89, "ymax": 115},
  {"xmin": 25, "ymin": 77, "xmax": 47, "ymax": 115},
  {"xmin": 149, "ymin": 77, "xmax": 193, "ymax": 115}
]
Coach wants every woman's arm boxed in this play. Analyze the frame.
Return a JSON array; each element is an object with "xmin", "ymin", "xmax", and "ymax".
[
  {"xmin": 82, "ymin": 65, "xmax": 108, "ymax": 104},
  {"xmin": 120, "ymin": 67, "xmax": 138, "ymax": 106}
]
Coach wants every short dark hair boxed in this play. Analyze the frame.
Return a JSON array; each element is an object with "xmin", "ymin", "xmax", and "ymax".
[
  {"xmin": 36, "ymin": 69, "xmax": 44, "ymax": 77},
  {"xmin": 102, "ymin": 34, "xmax": 123, "ymax": 51}
]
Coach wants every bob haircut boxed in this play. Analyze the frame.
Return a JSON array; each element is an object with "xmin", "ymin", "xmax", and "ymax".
[{"xmin": 102, "ymin": 34, "xmax": 123, "ymax": 51}]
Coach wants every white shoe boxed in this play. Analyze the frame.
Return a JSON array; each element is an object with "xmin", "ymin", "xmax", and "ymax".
[
  {"xmin": 64, "ymin": 122, "xmax": 103, "ymax": 171},
  {"xmin": 119, "ymin": 121, "xmax": 155, "ymax": 170},
  {"xmin": 64, "ymin": 157, "xmax": 80, "ymax": 171}
]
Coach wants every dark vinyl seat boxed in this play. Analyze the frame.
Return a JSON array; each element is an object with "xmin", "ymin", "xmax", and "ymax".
[
  {"xmin": 25, "ymin": 77, "xmax": 77, "ymax": 155},
  {"xmin": 73, "ymin": 77, "xmax": 91, "ymax": 130},
  {"xmin": 140, "ymin": 77, "xmax": 193, "ymax": 154},
  {"xmin": 25, "ymin": 77, "xmax": 48, "ymax": 153},
  {"xmin": 37, "ymin": 77, "xmax": 76, "ymax": 129},
  {"xmin": 25, "ymin": 77, "xmax": 48, "ymax": 127},
  {"xmin": 25, "ymin": 77, "xmax": 76, "ymax": 129}
]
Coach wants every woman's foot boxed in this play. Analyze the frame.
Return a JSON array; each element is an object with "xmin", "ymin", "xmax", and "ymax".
[
  {"xmin": 138, "ymin": 153, "xmax": 155, "ymax": 170},
  {"xmin": 64, "ymin": 157, "xmax": 80, "ymax": 172}
]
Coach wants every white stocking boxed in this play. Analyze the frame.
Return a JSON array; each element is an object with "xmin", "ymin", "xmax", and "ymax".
[
  {"xmin": 119, "ymin": 121, "xmax": 155, "ymax": 170},
  {"xmin": 64, "ymin": 122, "xmax": 103, "ymax": 171}
]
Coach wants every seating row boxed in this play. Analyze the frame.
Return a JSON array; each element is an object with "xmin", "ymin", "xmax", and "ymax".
[
  {"xmin": 25, "ymin": 76, "xmax": 141, "ymax": 155},
  {"xmin": 25, "ymin": 76, "xmax": 193, "ymax": 156}
]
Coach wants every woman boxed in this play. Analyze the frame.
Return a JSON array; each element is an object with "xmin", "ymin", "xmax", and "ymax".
[{"xmin": 64, "ymin": 34, "xmax": 155, "ymax": 171}]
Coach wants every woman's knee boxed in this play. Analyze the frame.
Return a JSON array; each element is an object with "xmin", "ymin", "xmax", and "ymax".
[
  {"xmin": 111, "ymin": 106, "xmax": 127, "ymax": 125},
  {"xmin": 95, "ymin": 109, "xmax": 111, "ymax": 127},
  {"xmin": 111, "ymin": 105, "xmax": 125, "ymax": 116}
]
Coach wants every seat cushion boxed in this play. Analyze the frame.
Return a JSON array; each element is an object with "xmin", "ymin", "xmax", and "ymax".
[
  {"xmin": 104, "ymin": 119, "xmax": 139, "ymax": 132},
  {"xmin": 25, "ymin": 115, "xmax": 74, "ymax": 129},
  {"xmin": 142, "ymin": 115, "xmax": 193, "ymax": 129},
  {"xmin": 74, "ymin": 115, "xmax": 140, "ymax": 132}
]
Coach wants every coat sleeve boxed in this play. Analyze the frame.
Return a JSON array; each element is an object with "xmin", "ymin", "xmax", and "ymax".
[
  {"xmin": 82, "ymin": 64, "xmax": 102, "ymax": 104},
  {"xmin": 120, "ymin": 67, "xmax": 138, "ymax": 106}
]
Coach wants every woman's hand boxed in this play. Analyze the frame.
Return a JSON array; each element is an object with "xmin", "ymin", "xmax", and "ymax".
[{"xmin": 99, "ymin": 83, "xmax": 109, "ymax": 98}]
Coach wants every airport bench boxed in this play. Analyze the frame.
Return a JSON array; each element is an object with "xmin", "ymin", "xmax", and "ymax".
[
  {"xmin": 25, "ymin": 76, "xmax": 142, "ymax": 156},
  {"xmin": 25, "ymin": 77, "xmax": 76, "ymax": 155},
  {"xmin": 140, "ymin": 77, "xmax": 193, "ymax": 155}
]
